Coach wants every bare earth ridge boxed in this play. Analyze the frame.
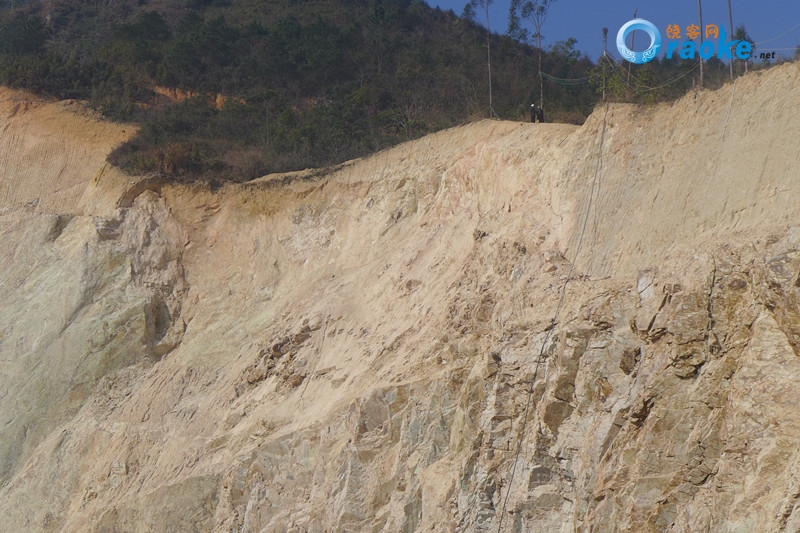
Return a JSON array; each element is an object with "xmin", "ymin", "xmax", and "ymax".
[{"xmin": 2, "ymin": 62, "xmax": 800, "ymax": 532}]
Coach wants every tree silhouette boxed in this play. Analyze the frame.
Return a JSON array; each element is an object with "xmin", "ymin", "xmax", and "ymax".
[
  {"xmin": 508, "ymin": 0, "xmax": 558, "ymax": 110},
  {"xmin": 734, "ymin": 24, "xmax": 754, "ymax": 73}
]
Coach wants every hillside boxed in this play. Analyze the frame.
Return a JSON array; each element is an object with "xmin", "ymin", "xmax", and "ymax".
[
  {"xmin": 0, "ymin": 0, "xmax": 596, "ymax": 181},
  {"xmin": 3, "ymin": 61, "xmax": 800, "ymax": 532}
]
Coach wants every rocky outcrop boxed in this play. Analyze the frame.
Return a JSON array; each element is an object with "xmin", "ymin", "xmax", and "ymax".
[{"xmin": 3, "ymin": 63, "xmax": 800, "ymax": 532}]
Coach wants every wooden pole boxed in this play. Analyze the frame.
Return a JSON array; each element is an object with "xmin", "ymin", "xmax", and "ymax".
[
  {"xmin": 627, "ymin": 9, "xmax": 637, "ymax": 86},
  {"xmin": 727, "ymin": 0, "xmax": 734, "ymax": 80},
  {"xmin": 698, "ymin": 0, "xmax": 704, "ymax": 87}
]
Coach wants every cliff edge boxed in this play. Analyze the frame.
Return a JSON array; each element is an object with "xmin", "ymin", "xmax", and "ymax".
[{"xmin": 2, "ymin": 63, "xmax": 800, "ymax": 532}]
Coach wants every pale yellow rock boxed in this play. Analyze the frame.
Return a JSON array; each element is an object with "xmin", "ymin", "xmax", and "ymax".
[{"xmin": 3, "ymin": 64, "xmax": 800, "ymax": 532}]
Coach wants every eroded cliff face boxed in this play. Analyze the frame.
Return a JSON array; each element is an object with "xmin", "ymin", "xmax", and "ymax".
[{"xmin": 2, "ymin": 63, "xmax": 800, "ymax": 533}]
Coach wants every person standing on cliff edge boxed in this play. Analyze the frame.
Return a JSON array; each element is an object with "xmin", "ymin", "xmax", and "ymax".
[
  {"xmin": 537, "ymin": 106, "xmax": 545, "ymax": 123},
  {"xmin": 530, "ymin": 104, "xmax": 538, "ymax": 123}
]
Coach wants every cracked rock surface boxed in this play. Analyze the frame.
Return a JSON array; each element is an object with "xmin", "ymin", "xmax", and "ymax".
[{"xmin": 3, "ymin": 63, "xmax": 800, "ymax": 532}]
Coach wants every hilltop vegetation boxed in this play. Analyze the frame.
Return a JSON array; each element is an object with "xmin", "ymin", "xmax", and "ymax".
[
  {"xmin": 0, "ymin": 0, "xmax": 591, "ymax": 181},
  {"xmin": 0, "ymin": 0, "xmax": 773, "ymax": 181}
]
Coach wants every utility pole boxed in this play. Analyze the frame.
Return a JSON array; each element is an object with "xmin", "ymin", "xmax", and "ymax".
[
  {"xmin": 727, "ymin": 0, "xmax": 734, "ymax": 80},
  {"xmin": 535, "ymin": 3, "xmax": 544, "ymax": 110},
  {"xmin": 602, "ymin": 27, "xmax": 608, "ymax": 101},
  {"xmin": 485, "ymin": 1, "xmax": 494, "ymax": 117},
  {"xmin": 538, "ymin": 27, "xmax": 543, "ymax": 109},
  {"xmin": 697, "ymin": 0, "xmax": 704, "ymax": 87},
  {"xmin": 627, "ymin": 9, "xmax": 637, "ymax": 86}
]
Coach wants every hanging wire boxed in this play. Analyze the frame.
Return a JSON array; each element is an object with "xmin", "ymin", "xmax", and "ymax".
[
  {"xmin": 754, "ymin": 20, "xmax": 800, "ymax": 46},
  {"xmin": 634, "ymin": 62, "xmax": 700, "ymax": 93},
  {"xmin": 540, "ymin": 71, "xmax": 590, "ymax": 85},
  {"xmin": 603, "ymin": 54, "xmax": 700, "ymax": 94},
  {"xmin": 495, "ymin": 102, "xmax": 611, "ymax": 533},
  {"xmin": 507, "ymin": 16, "xmax": 800, "ymax": 110}
]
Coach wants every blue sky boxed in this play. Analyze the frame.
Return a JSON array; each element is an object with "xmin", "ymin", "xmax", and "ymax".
[{"xmin": 427, "ymin": 0, "xmax": 800, "ymax": 61}]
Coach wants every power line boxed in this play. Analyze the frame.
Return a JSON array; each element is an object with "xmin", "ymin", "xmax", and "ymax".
[
  {"xmin": 540, "ymin": 71, "xmax": 590, "ymax": 85},
  {"xmin": 604, "ymin": 55, "xmax": 699, "ymax": 94},
  {"xmin": 754, "ymin": 20, "xmax": 800, "ymax": 46}
]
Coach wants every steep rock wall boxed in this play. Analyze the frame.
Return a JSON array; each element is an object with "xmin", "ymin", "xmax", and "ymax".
[{"xmin": 1, "ymin": 64, "xmax": 800, "ymax": 532}]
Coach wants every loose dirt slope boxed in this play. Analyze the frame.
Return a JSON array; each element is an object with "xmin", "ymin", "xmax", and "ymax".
[{"xmin": 2, "ymin": 63, "xmax": 800, "ymax": 532}]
